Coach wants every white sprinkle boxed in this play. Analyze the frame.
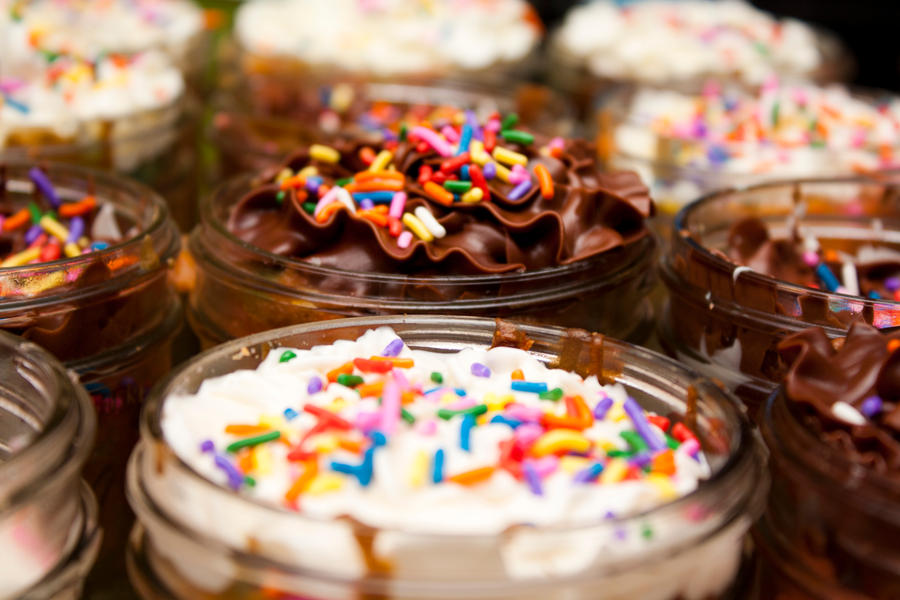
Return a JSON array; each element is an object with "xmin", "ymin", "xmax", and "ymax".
[
  {"xmin": 732, "ymin": 265, "xmax": 754, "ymax": 283},
  {"xmin": 832, "ymin": 401, "xmax": 866, "ymax": 426},
  {"xmin": 841, "ymin": 261, "xmax": 860, "ymax": 296},
  {"xmin": 91, "ymin": 202, "xmax": 121, "ymax": 240},
  {"xmin": 335, "ymin": 188, "xmax": 356, "ymax": 214},
  {"xmin": 413, "ymin": 206, "xmax": 446, "ymax": 239}
]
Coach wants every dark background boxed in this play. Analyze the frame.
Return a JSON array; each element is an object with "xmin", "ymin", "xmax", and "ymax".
[{"xmin": 527, "ymin": 0, "xmax": 900, "ymax": 92}]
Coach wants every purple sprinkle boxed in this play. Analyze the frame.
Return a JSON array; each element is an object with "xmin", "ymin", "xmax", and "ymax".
[
  {"xmin": 483, "ymin": 162, "xmax": 497, "ymax": 179},
  {"xmin": 522, "ymin": 461, "xmax": 543, "ymax": 496},
  {"xmin": 29, "ymin": 167, "xmax": 60, "ymax": 208},
  {"xmin": 214, "ymin": 454, "xmax": 244, "ymax": 490},
  {"xmin": 305, "ymin": 177, "xmax": 322, "ymax": 194},
  {"xmin": 630, "ymin": 452, "xmax": 652, "ymax": 468},
  {"xmin": 507, "ymin": 179, "xmax": 533, "ymax": 202},
  {"xmin": 614, "ymin": 527, "xmax": 628, "ymax": 540},
  {"xmin": 707, "ymin": 145, "xmax": 729, "ymax": 165},
  {"xmin": 593, "ymin": 395, "xmax": 614, "ymax": 420},
  {"xmin": 623, "ymin": 396, "xmax": 666, "ymax": 452},
  {"xmin": 382, "ymin": 338, "xmax": 404, "ymax": 357},
  {"xmin": 573, "ymin": 462, "xmax": 604, "ymax": 484},
  {"xmin": 199, "ymin": 439, "xmax": 215, "ymax": 453},
  {"xmin": 307, "ymin": 376, "xmax": 323, "ymax": 395},
  {"xmin": 860, "ymin": 395, "xmax": 883, "ymax": 417},
  {"xmin": 885, "ymin": 277, "xmax": 900, "ymax": 292},
  {"xmin": 67, "ymin": 216, "xmax": 84, "ymax": 243},
  {"xmin": 471, "ymin": 362, "xmax": 491, "ymax": 378},
  {"xmin": 465, "ymin": 110, "xmax": 484, "ymax": 142},
  {"xmin": 24, "ymin": 224, "xmax": 43, "ymax": 245},
  {"xmin": 359, "ymin": 198, "xmax": 375, "ymax": 210}
]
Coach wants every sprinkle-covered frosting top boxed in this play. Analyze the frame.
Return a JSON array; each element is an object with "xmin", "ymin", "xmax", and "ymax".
[
  {"xmin": 236, "ymin": 0, "xmax": 541, "ymax": 76},
  {"xmin": 556, "ymin": 0, "xmax": 822, "ymax": 85},
  {"xmin": 162, "ymin": 328, "xmax": 708, "ymax": 534},
  {"xmin": 228, "ymin": 108, "xmax": 652, "ymax": 275}
]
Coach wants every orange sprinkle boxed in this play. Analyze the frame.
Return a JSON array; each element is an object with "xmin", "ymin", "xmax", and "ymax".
[
  {"xmin": 571, "ymin": 395, "xmax": 594, "ymax": 428},
  {"xmin": 401, "ymin": 390, "xmax": 416, "ymax": 404},
  {"xmin": 511, "ymin": 369, "xmax": 524, "ymax": 380},
  {"xmin": 354, "ymin": 171, "xmax": 404, "ymax": 182},
  {"xmin": 3, "ymin": 208, "xmax": 30, "ymax": 231},
  {"xmin": 888, "ymin": 339, "xmax": 900, "ymax": 353},
  {"xmin": 358, "ymin": 210, "xmax": 389, "ymax": 227},
  {"xmin": 58, "ymin": 196, "xmax": 96, "ymax": 218},
  {"xmin": 651, "ymin": 450, "xmax": 676, "ymax": 476},
  {"xmin": 105, "ymin": 255, "xmax": 139, "ymax": 271},
  {"xmin": 345, "ymin": 180, "xmax": 404, "ymax": 193},
  {"xmin": 447, "ymin": 466, "xmax": 496, "ymax": 486},
  {"xmin": 337, "ymin": 438, "xmax": 364, "ymax": 454},
  {"xmin": 284, "ymin": 460, "xmax": 318, "ymax": 503},
  {"xmin": 423, "ymin": 181, "xmax": 454, "ymax": 206},
  {"xmin": 279, "ymin": 175, "xmax": 306, "ymax": 190},
  {"xmin": 534, "ymin": 164, "xmax": 554, "ymax": 199},
  {"xmin": 327, "ymin": 362, "xmax": 354, "ymax": 383},
  {"xmin": 368, "ymin": 356, "xmax": 414, "ymax": 368},
  {"xmin": 356, "ymin": 381, "xmax": 385, "ymax": 398},
  {"xmin": 225, "ymin": 424, "xmax": 271, "ymax": 436},
  {"xmin": 372, "ymin": 205, "xmax": 389, "ymax": 214},
  {"xmin": 315, "ymin": 201, "xmax": 345, "ymax": 223},
  {"xmin": 236, "ymin": 449, "xmax": 254, "ymax": 473}
]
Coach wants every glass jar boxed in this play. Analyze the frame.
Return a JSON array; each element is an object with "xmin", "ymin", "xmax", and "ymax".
[
  {"xmin": 0, "ymin": 161, "xmax": 182, "ymax": 597},
  {"xmin": 658, "ymin": 175, "xmax": 900, "ymax": 413},
  {"xmin": 186, "ymin": 174, "xmax": 657, "ymax": 348},
  {"xmin": 208, "ymin": 80, "xmax": 573, "ymax": 178},
  {"xmin": 0, "ymin": 330, "xmax": 99, "ymax": 600},
  {"xmin": 753, "ymin": 387, "xmax": 900, "ymax": 598},
  {"xmin": 126, "ymin": 314, "xmax": 766, "ymax": 600}
]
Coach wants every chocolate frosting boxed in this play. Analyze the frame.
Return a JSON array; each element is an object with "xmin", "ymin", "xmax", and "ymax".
[
  {"xmin": 228, "ymin": 135, "xmax": 653, "ymax": 276},
  {"xmin": 779, "ymin": 323, "xmax": 900, "ymax": 478}
]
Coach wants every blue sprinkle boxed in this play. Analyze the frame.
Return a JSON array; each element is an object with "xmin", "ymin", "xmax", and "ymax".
[
  {"xmin": 454, "ymin": 388, "xmax": 467, "ymax": 397},
  {"xmin": 457, "ymin": 124, "xmax": 473, "ymax": 155},
  {"xmin": 90, "ymin": 241, "xmax": 109, "ymax": 251},
  {"xmin": 510, "ymin": 381, "xmax": 549, "ymax": 394},
  {"xmin": 460, "ymin": 165, "xmax": 470, "ymax": 180},
  {"xmin": 573, "ymin": 462, "xmax": 605, "ymax": 484},
  {"xmin": 860, "ymin": 395, "xmax": 883, "ymax": 417},
  {"xmin": 352, "ymin": 191, "xmax": 395, "ymax": 203},
  {"xmin": 382, "ymin": 338, "xmax": 404, "ymax": 357},
  {"xmin": 471, "ymin": 362, "xmax": 491, "ymax": 378},
  {"xmin": 815, "ymin": 262, "xmax": 841, "ymax": 292},
  {"xmin": 369, "ymin": 430, "xmax": 387, "ymax": 447},
  {"xmin": 593, "ymin": 395, "xmax": 614, "ymax": 419},
  {"xmin": 490, "ymin": 414, "xmax": 522, "ymax": 429},
  {"xmin": 199, "ymin": 439, "xmax": 215, "ymax": 453},
  {"xmin": 432, "ymin": 449, "xmax": 445, "ymax": 484},
  {"xmin": 283, "ymin": 408, "xmax": 299, "ymax": 421},
  {"xmin": 307, "ymin": 376, "xmax": 323, "ymax": 395},
  {"xmin": 523, "ymin": 461, "xmax": 543, "ymax": 496},
  {"xmin": 460, "ymin": 414, "xmax": 476, "ymax": 452},
  {"xmin": 869, "ymin": 290, "xmax": 882, "ymax": 299},
  {"xmin": 2, "ymin": 93, "xmax": 29, "ymax": 114}
]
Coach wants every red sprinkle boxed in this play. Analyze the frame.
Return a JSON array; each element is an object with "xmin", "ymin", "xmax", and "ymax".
[
  {"xmin": 440, "ymin": 152, "xmax": 470, "ymax": 174},
  {"xmin": 416, "ymin": 141, "xmax": 429, "ymax": 154},
  {"xmin": 417, "ymin": 165, "xmax": 433, "ymax": 185},
  {"xmin": 303, "ymin": 404, "xmax": 354, "ymax": 430},
  {"xmin": 647, "ymin": 415, "xmax": 671, "ymax": 432},
  {"xmin": 671, "ymin": 422, "xmax": 697, "ymax": 443},
  {"xmin": 388, "ymin": 217, "xmax": 403, "ymax": 237},
  {"xmin": 484, "ymin": 129, "xmax": 497, "ymax": 152},
  {"xmin": 468, "ymin": 164, "xmax": 491, "ymax": 201},
  {"xmin": 39, "ymin": 241, "xmax": 60, "ymax": 261},
  {"xmin": 353, "ymin": 357, "xmax": 393, "ymax": 373}
]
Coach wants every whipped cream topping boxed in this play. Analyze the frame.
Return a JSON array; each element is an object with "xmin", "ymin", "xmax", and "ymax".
[
  {"xmin": 235, "ymin": 0, "xmax": 541, "ymax": 76},
  {"xmin": 162, "ymin": 327, "xmax": 708, "ymax": 535},
  {"xmin": 556, "ymin": 0, "xmax": 822, "ymax": 86}
]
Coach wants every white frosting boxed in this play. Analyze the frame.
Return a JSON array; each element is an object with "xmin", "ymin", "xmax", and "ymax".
[
  {"xmin": 235, "ymin": 0, "xmax": 540, "ymax": 76},
  {"xmin": 556, "ymin": 0, "xmax": 822, "ymax": 85},
  {"xmin": 136, "ymin": 327, "xmax": 749, "ymax": 599}
]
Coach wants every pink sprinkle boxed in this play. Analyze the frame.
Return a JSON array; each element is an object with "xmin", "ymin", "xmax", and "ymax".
[
  {"xmin": 505, "ymin": 404, "xmax": 543, "ymax": 423},
  {"xmin": 416, "ymin": 420, "xmax": 438, "ymax": 436},
  {"xmin": 549, "ymin": 137, "xmax": 565, "ymax": 150},
  {"xmin": 355, "ymin": 411, "xmax": 381, "ymax": 433},
  {"xmin": 701, "ymin": 80, "xmax": 721, "ymax": 98},
  {"xmin": 802, "ymin": 251, "xmax": 820, "ymax": 267},
  {"xmin": 514, "ymin": 423, "xmax": 543, "ymax": 447},
  {"xmin": 314, "ymin": 186, "xmax": 341, "ymax": 217},
  {"xmin": 380, "ymin": 375, "xmax": 401, "ymax": 434},
  {"xmin": 410, "ymin": 126, "xmax": 454, "ymax": 157},
  {"xmin": 851, "ymin": 130, "xmax": 867, "ymax": 149},
  {"xmin": 485, "ymin": 119, "xmax": 501, "ymax": 133},
  {"xmin": 762, "ymin": 74, "xmax": 780, "ymax": 93},
  {"xmin": 397, "ymin": 231, "xmax": 413, "ymax": 249},
  {"xmin": 447, "ymin": 398, "xmax": 476, "ymax": 411},
  {"xmin": 389, "ymin": 191, "xmax": 406, "ymax": 219},
  {"xmin": 425, "ymin": 387, "xmax": 450, "ymax": 398},
  {"xmin": 681, "ymin": 438, "xmax": 700, "ymax": 457},
  {"xmin": 791, "ymin": 88, "xmax": 808, "ymax": 106},
  {"xmin": 532, "ymin": 456, "xmax": 559, "ymax": 477},
  {"xmin": 392, "ymin": 368, "xmax": 411, "ymax": 391},
  {"xmin": 440, "ymin": 125, "xmax": 460, "ymax": 143}
]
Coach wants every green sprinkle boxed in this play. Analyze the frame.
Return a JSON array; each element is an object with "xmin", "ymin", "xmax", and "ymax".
[
  {"xmin": 665, "ymin": 434, "xmax": 680, "ymax": 450},
  {"xmin": 808, "ymin": 118, "xmax": 818, "ymax": 132},
  {"xmin": 437, "ymin": 404, "xmax": 488, "ymax": 420},
  {"xmin": 336, "ymin": 374, "xmax": 364, "ymax": 387},
  {"xmin": 279, "ymin": 350, "xmax": 297, "ymax": 363},
  {"xmin": 444, "ymin": 180, "xmax": 472, "ymax": 193},
  {"xmin": 430, "ymin": 372, "xmax": 443, "ymax": 383},
  {"xmin": 606, "ymin": 449, "xmax": 632, "ymax": 458},
  {"xmin": 811, "ymin": 140, "xmax": 826, "ymax": 148},
  {"xmin": 500, "ymin": 130, "xmax": 534, "ymax": 145},
  {"xmin": 771, "ymin": 101, "xmax": 780, "ymax": 126},
  {"xmin": 500, "ymin": 113, "xmax": 519, "ymax": 131},
  {"xmin": 335, "ymin": 177, "xmax": 353, "ymax": 187},
  {"xmin": 641, "ymin": 523, "xmax": 654, "ymax": 540},
  {"xmin": 538, "ymin": 387, "xmax": 563, "ymax": 401},
  {"xmin": 302, "ymin": 202, "xmax": 317, "ymax": 214},
  {"xmin": 753, "ymin": 41, "xmax": 769, "ymax": 56},
  {"xmin": 399, "ymin": 122, "xmax": 408, "ymax": 142},
  {"xmin": 275, "ymin": 190, "xmax": 285, "ymax": 204},
  {"xmin": 27, "ymin": 202, "xmax": 42, "ymax": 223},
  {"xmin": 401, "ymin": 407, "xmax": 416, "ymax": 425},
  {"xmin": 244, "ymin": 476, "xmax": 256, "ymax": 487},
  {"xmin": 620, "ymin": 431, "xmax": 649, "ymax": 453},
  {"xmin": 226, "ymin": 431, "xmax": 281, "ymax": 453}
]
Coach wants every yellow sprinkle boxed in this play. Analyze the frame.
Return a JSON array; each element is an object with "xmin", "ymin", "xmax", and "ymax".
[
  {"xmin": 312, "ymin": 434, "xmax": 339, "ymax": 454},
  {"xmin": 646, "ymin": 473, "xmax": 678, "ymax": 500},
  {"xmin": 452, "ymin": 112, "xmax": 466, "ymax": 126},
  {"xmin": 600, "ymin": 458, "xmax": 628, "ymax": 484},
  {"xmin": 63, "ymin": 242, "xmax": 81, "ymax": 258},
  {"xmin": 409, "ymin": 449, "xmax": 428, "ymax": 489},
  {"xmin": 368, "ymin": 150, "xmax": 393, "ymax": 172},
  {"xmin": 470, "ymin": 150, "xmax": 492, "ymax": 166},
  {"xmin": 484, "ymin": 392, "xmax": 504, "ymax": 412},
  {"xmin": 532, "ymin": 430, "xmax": 591, "ymax": 458},
  {"xmin": 276, "ymin": 168, "xmax": 293, "ymax": 183},
  {"xmin": 607, "ymin": 402, "xmax": 628, "ymax": 423},
  {"xmin": 307, "ymin": 472, "xmax": 345, "ymax": 496},
  {"xmin": 1, "ymin": 247, "xmax": 40, "ymax": 268},
  {"xmin": 596, "ymin": 439, "xmax": 618, "ymax": 452},
  {"xmin": 402, "ymin": 212, "xmax": 434, "ymax": 242},
  {"xmin": 492, "ymin": 146, "xmax": 528, "ymax": 167},
  {"xmin": 20, "ymin": 270, "xmax": 66, "ymax": 294},
  {"xmin": 494, "ymin": 163, "xmax": 513, "ymax": 184},
  {"xmin": 77, "ymin": 236, "xmax": 90, "ymax": 249},
  {"xmin": 330, "ymin": 83, "xmax": 354, "ymax": 113},
  {"xmin": 461, "ymin": 187, "xmax": 484, "ymax": 203},
  {"xmin": 560, "ymin": 456, "xmax": 591, "ymax": 475},
  {"xmin": 310, "ymin": 144, "xmax": 341, "ymax": 164},
  {"xmin": 258, "ymin": 415, "xmax": 284, "ymax": 429},
  {"xmin": 251, "ymin": 445, "xmax": 273, "ymax": 476},
  {"xmin": 325, "ymin": 397, "xmax": 347, "ymax": 413},
  {"xmin": 298, "ymin": 166, "xmax": 319, "ymax": 178},
  {"xmin": 39, "ymin": 215, "xmax": 69, "ymax": 243},
  {"xmin": 440, "ymin": 392, "xmax": 457, "ymax": 405}
]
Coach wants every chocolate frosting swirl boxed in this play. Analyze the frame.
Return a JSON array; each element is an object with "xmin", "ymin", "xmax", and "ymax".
[
  {"xmin": 228, "ymin": 135, "xmax": 653, "ymax": 275},
  {"xmin": 779, "ymin": 323, "xmax": 900, "ymax": 478}
]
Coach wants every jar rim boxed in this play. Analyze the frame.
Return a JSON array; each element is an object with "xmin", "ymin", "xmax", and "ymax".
[{"xmin": 135, "ymin": 315, "xmax": 763, "ymax": 545}]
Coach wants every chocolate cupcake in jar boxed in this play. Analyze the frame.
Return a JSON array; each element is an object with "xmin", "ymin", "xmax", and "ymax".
[
  {"xmin": 190, "ymin": 109, "xmax": 657, "ymax": 347},
  {"xmin": 0, "ymin": 6, "xmax": 200, "ymax": 230},
  {"xmin": 0, "ymin": 161, "xmax": 181, "ymax": 597},
  {"xmin": 755, "ymin": 323, "xmax": 900, "ymax": 598},
  {"xmin": 127, "ymin": 316, "xmax": 766, "ymax": 600}
]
